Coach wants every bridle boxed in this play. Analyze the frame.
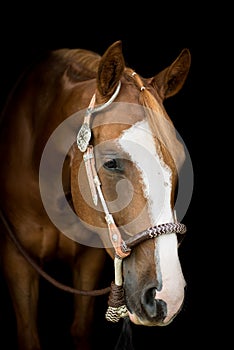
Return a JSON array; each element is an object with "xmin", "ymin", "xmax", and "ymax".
[
  {"xmin": 76, "ymin": 80, "xmax": 187, "ymax": 322},
  {"xmin": 0, "ymin": 77, "xmax": 187, "ymax": 323}
]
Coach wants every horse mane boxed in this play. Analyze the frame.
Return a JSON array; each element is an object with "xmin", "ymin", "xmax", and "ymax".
[{"xmin": 59, "ymin": 48, "xmax": 101, "ymax": 81}]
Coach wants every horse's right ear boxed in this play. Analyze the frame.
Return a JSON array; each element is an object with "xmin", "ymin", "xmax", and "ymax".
[{"xmin": 97, "ymin": 41, "xmax": 125, "ymax": 97}]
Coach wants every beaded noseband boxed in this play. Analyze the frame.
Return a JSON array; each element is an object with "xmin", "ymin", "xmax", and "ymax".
[{"xmin": 76, "ymin": 79, "xmax": 187, "ymax": 322}]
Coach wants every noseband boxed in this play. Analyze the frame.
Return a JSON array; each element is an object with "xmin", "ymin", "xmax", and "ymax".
[{"xmin": 77, "ymin": 79, "xmax": 187, "ymax": 322}]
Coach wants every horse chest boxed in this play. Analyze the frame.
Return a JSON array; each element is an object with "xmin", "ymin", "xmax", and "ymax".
[{"xmin": 39, "ymin": 228, "xmax": 78, "ymax": 262}]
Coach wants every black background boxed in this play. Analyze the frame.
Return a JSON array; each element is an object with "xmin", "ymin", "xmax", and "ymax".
[{"xmin": 0, "ymin": 2, "xmax": 221, "ymax": 349}]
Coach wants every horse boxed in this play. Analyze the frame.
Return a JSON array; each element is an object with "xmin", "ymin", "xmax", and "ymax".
[{"xmin": 0, "ymin": 40, "xmax": 191, "ymax": 350}]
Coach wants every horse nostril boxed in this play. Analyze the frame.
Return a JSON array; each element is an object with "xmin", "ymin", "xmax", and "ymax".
[
  {"xmin": 155, "ymin": 299, "xmax": 167, "ymax": 320},
  {"xmin": 142, "ymin": 287, "xmax": 167, "ymax": 320},
  {"xmin": 142, "ymin": 287, "xmax": 157, "ymax": 318}
]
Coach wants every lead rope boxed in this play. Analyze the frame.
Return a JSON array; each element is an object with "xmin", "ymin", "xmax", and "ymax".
[{"xmin": 0, "ymin": 208, "xmax": 111, "ymax": 296}]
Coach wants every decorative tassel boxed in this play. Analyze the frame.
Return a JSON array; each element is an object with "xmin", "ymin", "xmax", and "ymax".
[{"xmin": 105, "ymin": 281, "xmax": 128, "ymax": 322}]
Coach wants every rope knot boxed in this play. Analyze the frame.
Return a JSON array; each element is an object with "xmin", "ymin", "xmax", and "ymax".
[{"xmin": 105, "ymin": 281, "xmax": 128, "ymax": 322}]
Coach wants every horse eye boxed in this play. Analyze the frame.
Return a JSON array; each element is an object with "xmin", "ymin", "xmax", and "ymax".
[{"xmin": 104, "ymin": 159, "xmax": 118, "ymax": 170}]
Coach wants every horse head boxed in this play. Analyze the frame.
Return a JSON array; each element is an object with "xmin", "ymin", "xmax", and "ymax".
[{"xmin": 69, "ymin": 41, "xmax": 191, "ymax": 326}]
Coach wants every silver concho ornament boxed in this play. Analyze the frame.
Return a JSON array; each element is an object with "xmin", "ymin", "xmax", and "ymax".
[{"xmin": 76, "ymin": 122, "xmax": 91, "ymax": 152}]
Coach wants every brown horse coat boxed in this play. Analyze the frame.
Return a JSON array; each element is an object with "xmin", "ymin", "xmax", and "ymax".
[{"xmin": 0, "ymin": 41, "xmax": 191, "ymax": 349}]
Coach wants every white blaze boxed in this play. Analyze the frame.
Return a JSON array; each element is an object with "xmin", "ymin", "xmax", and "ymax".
[
  {"xmin": 155, "ymin": 234, "xmax": 186, "ymax": 323},
  {"xmin": 118, "ymin": 119, "xmax": 186, "ymax": 323},
  {"xmin": 118, "ymin": 119, "xmax": 173, "ymax": 225}
]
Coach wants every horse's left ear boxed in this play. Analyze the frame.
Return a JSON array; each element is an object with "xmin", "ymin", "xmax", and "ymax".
[
  {"xmin": 97, "ymin": 41, "xmax": 125, "ymax": 97},
  {"xmin": 150, "ymin": 48, "xmax": 191, "ymax": 100}
]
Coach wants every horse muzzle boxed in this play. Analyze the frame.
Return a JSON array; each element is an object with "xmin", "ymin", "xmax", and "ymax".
[{"xmin": 126, "ymin": 285, "xmax": 185, "ymax": 326}]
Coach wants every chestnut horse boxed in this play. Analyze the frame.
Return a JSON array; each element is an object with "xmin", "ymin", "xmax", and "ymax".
[{"xmin": 0, "ymin": 41, "xmax": 191, "ymax": 349}]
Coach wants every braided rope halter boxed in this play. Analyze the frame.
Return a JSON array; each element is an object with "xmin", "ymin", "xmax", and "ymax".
[{"xmin": 76, "ymin": 79, "xmax": 187, "ymax": 323}]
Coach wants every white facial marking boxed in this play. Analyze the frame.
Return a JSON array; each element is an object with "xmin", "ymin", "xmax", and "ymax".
[
  {"xmin": 155, "ymin": 234, "xmax": 186, "ymax": 323},
  {"xmin": 118, "ymin": 119, "xmax": 173, "ymax": 225},
  {"xmin": 118, "ymin": 119, "xmax": 185, "ymax": 324}
]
